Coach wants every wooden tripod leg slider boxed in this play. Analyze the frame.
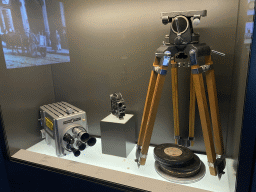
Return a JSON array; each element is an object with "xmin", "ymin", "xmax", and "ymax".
[
  {"xmin": 136, "ymin": 57, "xmax": 159, "ymax": 165},
  {"xmin": 139, "ymin": 66, "xmax": 168, "ymax": 166},
  {"xmin": 171, "ymin": 61, "xmax": 180, "ymax": 145},
  {"xmin": 189, "ymin": 72, "xmax": 196, "ymax": 147},
  {"xmin": 137, "ymin": 59, "xmax": 158, "ymax": 146},
  {"xmin": 205, "ymin": 55, "xmax": 224, "ymax": 156},
  {"xmin": 191, "ymin": 64, "xmax": 217, "ymax": 176}
]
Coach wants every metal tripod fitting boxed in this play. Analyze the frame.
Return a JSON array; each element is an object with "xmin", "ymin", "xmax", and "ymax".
[
  {"xmin": 155, "ymin": 50, "xmax": 171, "ymax": 58},
  {"xmin": 154, "ymin": 51, "xmax": 172, "ymax": 75},
  {"xmin": 191, "ymin": 64, "xmax": 214, "ymax": 74},
  {"xmin": 135, "ymin": 145, "xmax": 142, "ymax": 166},
  {"xmin": 211, "ymin": 50, "xmax": 225, "ymax": 57},
  {"xmin": 187, "ymin": 137, "xmax": 195, "ymax": 147},
  {"xmin": 216, "ymin": 154, "xmax": 226, "ymax": 179},
  {"xmin": 207, "ymin": 154, "xmax": 226, "ymax": 179},
  {"xmin": 189, "ymin": 49, "xmax": 197, "ymax": 65}
]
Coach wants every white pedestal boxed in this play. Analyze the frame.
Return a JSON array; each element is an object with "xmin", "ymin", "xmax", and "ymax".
[{"xmin": 100, "ymin": 114, "xmax": 135, "ymax": 157}]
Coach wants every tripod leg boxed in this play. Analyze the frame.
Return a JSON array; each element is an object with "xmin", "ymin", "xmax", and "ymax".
[
  {"xmin": 139, "ymin": 67, "xmax": 168, "ymax": 165},
  {"xmin": 137, "ymin": 57, "xmax": 159, "ymax": 147},
  {"xmin": 205, "ymin": 55, "xmax": 224, "ymax": 155},
  {"xmin": 191, "ymin": 65, "xmax": 217, "ymax": 176},
  {"xmin": 189, "ymin": 72, "xmax": 196, "ymax": 146},
  {"xmin": 171, "ymin": 61, "xmax": 180, "ymax": 144}
]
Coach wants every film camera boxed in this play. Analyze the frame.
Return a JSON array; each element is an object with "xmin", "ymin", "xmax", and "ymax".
[
  {"xmin": 162, "ymin": 10, "xmax": 207, "ymax": 46},
  {"xmin": 156, "ymin": 10, "xmax": 213, "ymax": 61},
  {"xmin": 110, "ymin": 93, "xmax": 126, "ymax": 119},
  {"xmin": 39, "ymin": 101, "xmax": 96, "ymax": 157}
]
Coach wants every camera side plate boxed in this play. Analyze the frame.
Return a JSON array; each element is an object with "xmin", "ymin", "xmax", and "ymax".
[{"xmin": 161, "ymin": 10, "xmax": 207, "ymax": 18}]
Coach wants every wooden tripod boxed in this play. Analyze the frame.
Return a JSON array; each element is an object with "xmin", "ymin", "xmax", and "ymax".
[{"xmin": 136, "ymin": 51, "xmax": 225, "ymax": 176}]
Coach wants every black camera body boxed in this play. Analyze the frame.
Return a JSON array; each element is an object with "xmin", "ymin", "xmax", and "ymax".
[
  {"xmin": 162, "ymin": 10, "xmax": 207, "ymax": 46},
  {"xmin": 156, "ymin": 10, "xmax": 210, "ymax": 59}
]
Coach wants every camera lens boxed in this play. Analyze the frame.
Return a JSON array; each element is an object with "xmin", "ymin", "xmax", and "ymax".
[
  {"xmin": 77, "ymin": 141, "xmax": 86, "ymax": 151},
  {"xmin": 63, "ymin": 133, "xmax": 75, "ymax": 144},
  {"xmin": 87, "ymin": 137, "xmax": 97, "ymax": 146},
  {"xmin": 73, "ymin": 127, "xmax": 90, "ymax": 142},
  {"xmin": 66, "ymin": 144, "xmax": 81, "ymax": 157},
  {"xmin": 80, "ymin": 132, "xmax": 90, "ymax": 142}
]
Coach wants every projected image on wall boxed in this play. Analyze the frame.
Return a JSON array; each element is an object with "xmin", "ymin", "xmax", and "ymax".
[{"xmin": 0, "ymin": 0, "xmax": 70, "ymax": 69}]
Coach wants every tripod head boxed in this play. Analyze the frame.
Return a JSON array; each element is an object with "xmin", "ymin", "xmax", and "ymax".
[
  {"xmin": 161, "ymin": 10, "xmax": 207, "ymax": 46},
  {"xmin": 155, "ymin": 10, "xmax": 213, "ymax": 62}
]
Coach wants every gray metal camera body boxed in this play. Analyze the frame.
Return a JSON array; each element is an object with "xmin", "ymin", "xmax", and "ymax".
[
  {"xmin": 110, "ymin": 92, "xmax": 126, "ymax": 119},
  {"xmin": 39, "ymin": 101, "xmax": 91, "ymax": 157}
]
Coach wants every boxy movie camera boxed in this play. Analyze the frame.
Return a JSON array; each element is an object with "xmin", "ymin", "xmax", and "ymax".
[{"xmin": 39, "ymin": 102, "xmax": 96, "ymax": 157}]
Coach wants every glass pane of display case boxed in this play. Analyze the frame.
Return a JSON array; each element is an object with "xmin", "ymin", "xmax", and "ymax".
[{"xmin": 0, "ymin": 0, "xmax": 255, "ymax": 191}]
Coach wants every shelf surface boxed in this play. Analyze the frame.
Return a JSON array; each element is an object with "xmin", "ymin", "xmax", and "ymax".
[{"xmin": 12, "ymin": 138, "xmax": 236, "ymax": 192}]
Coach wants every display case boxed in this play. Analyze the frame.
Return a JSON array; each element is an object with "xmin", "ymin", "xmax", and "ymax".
[{"xmin": 0, "ymin": 0, "xmax": 255, "ymax": 191}]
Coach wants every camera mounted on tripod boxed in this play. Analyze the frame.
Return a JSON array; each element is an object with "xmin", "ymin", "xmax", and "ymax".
[
  {"xmin": 155, "ymin": 10, "xmax": 212, "ymax": 62},
  {"xmin": 161, "ymin": 10, "xmax": 207, "ymax": 46},
  {"xmin": 136, "ymin": 9, "xmax": 226, "ymax": 179}
]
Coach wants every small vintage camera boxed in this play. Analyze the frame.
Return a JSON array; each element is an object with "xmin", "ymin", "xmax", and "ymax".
[
  {"xmin": 110, "ymin": 93, "xmax": 126, "ymax": 119},
  {"xmin": 39, "ymin": 101, "xmax": 96, "ymax": 157}
]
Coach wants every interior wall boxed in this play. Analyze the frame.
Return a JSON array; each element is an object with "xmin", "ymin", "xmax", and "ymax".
[
  {"xmin": 0, "ymin": 0, "xmax": 249, "ymax": 159},
  {"xmin": 0, "ymin": 54, "xmax": 55, "ymax": 156},
  {"xmin": 52, "ymin": 0, "xmax": 240, "ymax": 155},
  {"xmin": 227, "ymin": 0, "xmax": 254, "ymax": 167}
]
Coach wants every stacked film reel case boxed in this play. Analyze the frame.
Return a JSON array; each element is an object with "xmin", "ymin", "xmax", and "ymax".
[{"xmin": 154, "ymin": 143, "xmax": 206, "ymax": 183}]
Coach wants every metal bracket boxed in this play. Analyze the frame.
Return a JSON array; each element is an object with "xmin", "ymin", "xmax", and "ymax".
[
  {"xmin": 161, "ymin": 10, "xmax": 207, "ymax": 18},
  {"xmin": 155, "ymin": 51, "xmax": 171, "ymax": 58},
  {"xmin": 186, "ymin": 137, "xmax": 195, "ymax": 147},
  {"xmin": 135, "ymin": 145, "xmax": 142, "ymax": 167},
  {"xmin": 178, "ymin": 62, "xmax": 191, "ymax": 68},
  {"xmin": 174, "ymin": 135, "xmax": 181, "ymax": 140},
  {"xmin": 40, "ymin": 129, "xmax": 46, "ymax": 139},
  {"xmin": 153, "ymin": 66, "xmax": 167, "ymax": 75},
  {"xmin": 193, "ymin": 15, "xmax": 201, "ymax": 19},
  {"xmin": 135, "ymin": 145, "xmax": 148, "ymax": 168},
  {"xmin": 216, "ymin": 154, "xmax": 226, "ymax": 179},
  {"xmin": 154, "ymin": 51, "xmax": 171, "ymax": 74},
  {"xmin": 174, "ymin": 135, "xmax": 181, "ymax": 145},
  {"xmin": 208, "ymin": 161, "xmax": 216, "ymax": 168},
  {"xmin": 189, "ymin": 49, "xmax": 197, "ymax": 65},
  {"xmin": 140, "ymin": 153, "xmax": 147, "ymax": 159},
  {"xmin": 174, "ymin": 136, "xmax": 194, "ymax": 147},
  {"xmin": 211, "ymin": 50, "xmax": 225, "ymax": 57},
  {"xmin": 191, "ymin": 64, "xmax": 214, "ymax": 74},
  {"xmin": 207, "ymin": 154, "xmax": 226, "ymax": 179}
]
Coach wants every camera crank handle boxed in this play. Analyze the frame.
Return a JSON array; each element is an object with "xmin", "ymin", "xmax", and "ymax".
[
  {"xmin": 174, "ymin": 18, "xmax": 182, "ymax": 36},
  {"xmin": 211, "ymin": 50, "xmax": 225, "ymax": 57}
]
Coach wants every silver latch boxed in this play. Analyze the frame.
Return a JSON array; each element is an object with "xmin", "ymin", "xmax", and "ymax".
[
  {"xmin": 66, "ymin": 108, "xmax": 73, "ymax": 114},
  {"xmin": 40, "ymin": 129, "xmax": 46, "ymax": 139}
]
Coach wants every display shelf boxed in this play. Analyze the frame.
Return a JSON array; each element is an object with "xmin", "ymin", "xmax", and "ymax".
[{"xmin": 12, "ymin": 138, "xmax": 236, "ymax": 192}]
